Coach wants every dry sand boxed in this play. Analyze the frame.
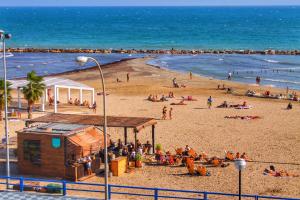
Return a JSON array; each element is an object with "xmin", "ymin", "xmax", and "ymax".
[{"xmin": 1, "ymin": 57, "xmax": 299, "ymax": 199}]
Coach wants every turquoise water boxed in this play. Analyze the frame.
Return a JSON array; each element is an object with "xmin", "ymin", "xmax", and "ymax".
[
  {"xmin": 1, "ymin": 7, "xmax": 300, "ymax": 90},
  {"xmin": 1, "ymin": 6, "xmax": 300, "ymax": 50},
  {"xmin": 1, "ymin": 53, "xmax": 142, "ymax": 78},
  {"xmin": 148, "ymin": 54, "xmax": 300, "ymax": 90},
  {"xmin": 2, "ymin": 52, "xmax": 300, "ymax": 90}
]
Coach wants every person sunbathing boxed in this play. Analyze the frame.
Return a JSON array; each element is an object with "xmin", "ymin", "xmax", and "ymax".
[
  {"xmin": 82, "ymin": 100, "xmax": 88, "ymax": 106},
  {"xmin": 182, "ymin": 96, "xmax": 197, "ymax": 101},
  {"xmin": 165, "ymin": 151, "xmax": 175, "ymax": 165},
  {"xmin": 74, "ymin": 98, "xmax": 80, "ymax": 106},
  {"xmin": 205, "ymin": 156, "xmax": 229, "ymax": 167},
  {"xmin": 48, "ymin": 96, "xmax": 54, "ymax": 106},
  {"xmin": 160, "ymin": 95, "xmax": 168, "ymax": 102},
  {"xmin": 186, "ymin": 157, "xmax": 195, "ymax": 175},
  {"xmin": 168, "ymin": 92, "xmax": 174, "ymax": 98},
  {"xmin": 230, "ymin": 101, "xmax": 247, "ymax": 108},
  {"xmin": 173, "ymin": 78, "xmax": 179, "ymax": 88},
  {"xmin": 170, "ymin": 99, "xmax": 187, "ymax": 105},
  {"xmin": 287, "ymin": 102, "xmax": 293, "ymax": 110},
  {"xmin": 68, "ymin": 98, "xmax": 73, "ymax": 105},
  {"xmin": 264, "ymin": 165, "xmax": 299, "ymax": 177},
  {"xmin": 196, "ymin": 165, "xmax": 211, "ymax": 176},
  {"xmin": 241, "ymin": 152, "xmax": 251, "ymax": 161},
  {"xmin": 225, "ymin": 115, "xmax": 260, "ymax": 120},
  {"xmin": 183, "ymin": 145, "xmax": 191, "ymax": 156},
  {"xmin": 198, "ymin": 152, "xmax": 209, "ymax": 162},
  {"xmin": 217, "ymin": 101, "xmax": 229, "ymax": 108},
  {"xmin": 175, "ymin": 148, "xmax": 183, "ymax": 156},
  {"xmin": 147, "ymin": 94, "xmax": 153, "ymax": 101},
  {"xmin": 225, "ymin": 151, "xmax": 235, "ymax": 161}
]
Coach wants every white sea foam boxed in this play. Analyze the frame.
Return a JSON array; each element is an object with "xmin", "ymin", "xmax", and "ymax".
[
  {"xmin": 263, "ymin": 78, "xmax": 300, "ymax": 85},
  {"xmin": 264, "ymin": 59, "xmax": 279, "ymax": 63}
]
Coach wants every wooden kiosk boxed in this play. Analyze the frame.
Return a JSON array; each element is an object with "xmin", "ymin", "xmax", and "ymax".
[
  {"xmin": 17, "ymin": 123, "xmax": 104, "ymax": 181},
  {"xmin": 18, "ymin": 113, "xmax": 157, "ymax": 180}
]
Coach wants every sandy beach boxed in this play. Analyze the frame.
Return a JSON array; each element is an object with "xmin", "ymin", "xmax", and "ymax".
[{"xmin": 1, "ymin": 57, "xmax": 299, "ymax": 199}]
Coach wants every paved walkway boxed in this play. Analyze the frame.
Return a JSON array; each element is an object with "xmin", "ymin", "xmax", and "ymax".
[{"xmin": 0, "ymin": 191, "xmax": 99, "ymax": 200}]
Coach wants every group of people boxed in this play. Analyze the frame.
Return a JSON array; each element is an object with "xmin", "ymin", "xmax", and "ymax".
[
  {"xmin": 172, "ymin": 78, "xmax": 186, "ymax": 88},
  {"xmin": 217, "ymin": 101, "xmax": 251, "ymax": 109},
  {"xmin": 116, "ymin": 73, "xmax": 130, "ymax": 83},
  {"xmin": 162, "ymin": 106, "xmax": 173, "ymax": 120},
  {"xmin": 68, "ymin": 98, "xmax": 97, "ymax": 112},
  {"xmin": 147, "ymin": 92, "xmax": 174, "ymax": 102},
  {"xmin": 103, "ymin": 139, "xmax": 153, "ymax": 163},
  {"xmin": 264, "ymin": 165, "xmax": 299, "ymax": 177},
  {"xmin": 153, "ymin": 145, "xmax": 253, "ymax": 177},
  {"xmin": 256, "ymin": 76, "xmax": 261, "ymax": 84},
  {"xmin": 76, "ymin": 156, "xmax": 93, "ymax": 176}
]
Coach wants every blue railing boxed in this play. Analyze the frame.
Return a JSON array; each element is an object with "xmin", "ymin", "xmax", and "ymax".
[{"xmin": 0, "ymin": 176, "xmax": 299, "ymax": 200}]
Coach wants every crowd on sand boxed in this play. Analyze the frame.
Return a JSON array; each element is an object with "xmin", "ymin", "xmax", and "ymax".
[
  {"xmin": 47, "ymin": 92, "xmax": 97, "ymax": 113},
  {"xmin": 152, "ymin": 143, "xmax": 298, "ymax": 178},
  {"xmin": 136, "ymin": 74, "xmax": 299, "ymax": 177},
  {"xmin": 152, "ymin": 76, "xmax": 298, "ymax": 122},
  {"xmin": 104, "ymin": 137, "xmax": 299, "ymax": 178}
]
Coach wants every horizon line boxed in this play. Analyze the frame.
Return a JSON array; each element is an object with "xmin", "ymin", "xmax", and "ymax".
[{"xmin": 1, "ymin": 5, "xmax": 300, "ymax": 7}]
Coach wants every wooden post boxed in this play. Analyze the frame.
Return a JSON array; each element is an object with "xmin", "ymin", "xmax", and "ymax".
[
  {"xmin": 152, "ymin": 125, "xmax": 155, "ymax": 154},
  {"xmin": 67, "ymin": 88, "xmax": 71, "ymax": 101},
  {"xmin": 41, "ymin": 91, "xmax": 45, "ymax": 112},
  {"xmin": 17, "ymin": 88, "xmax": 21, "ymax": 109},
  {"xmin": 54, "ymin": 86, "xmax": 57, "ymax": 113},
  {"xmin": 79, "ymin": 89, "xmax": 83, "ymax": 104},
  {"xmin": 91, "ymin": 89, "xmax": 95, "ymax": 104},
  {"xmin": 124, "ymin": 127, "xmax": 128, "ymax": 145},
  {"xmin": 134, "ymin": 130, "xmax": 137, "ymax": 150}
]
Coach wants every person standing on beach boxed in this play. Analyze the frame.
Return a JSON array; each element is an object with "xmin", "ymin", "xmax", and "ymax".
[
  {"xmin": 207, "ymin": 96, "xmax": 213, "ymax": 109},
  {"xmin": 189, "ymin": 71, "xmax": 192, "ymax": 80},
  {"xmin": 169, "ymin": 107, "xmax": 173, "ymax": 120},
  {"xmin": 227, "ymin": 72, "xmax": 232, "ymax": 80},
  {"xmin": 162, "ymin": 106, "xmax": 167, "ymax": 120},
  {"xmin": 127, "ymin": 73, "xmax": 130, "ymax": 82}
]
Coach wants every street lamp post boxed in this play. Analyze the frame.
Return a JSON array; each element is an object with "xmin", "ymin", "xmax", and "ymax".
[
  {"xmin": 0, "ymin": 30, "xmax": 12, "ymax": 188},
  {"xmin": 76, "ymin": 56, "xmax": 109, "ymax": 200},
  {"xmin": 234, "ymin": 158, "xmax": 247, "ymax": 200}
]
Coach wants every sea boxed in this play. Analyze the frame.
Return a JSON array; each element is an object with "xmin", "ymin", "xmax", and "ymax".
[{"xmin": 0, "ymin": 7, "xmax": 300, "ymax": 90}]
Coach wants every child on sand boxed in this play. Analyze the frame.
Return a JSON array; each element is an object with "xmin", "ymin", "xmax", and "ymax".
[
  {"xmin": 162, "ymin": 106, "xmax": 167, "ymax": 120},
  {"xmin": 207, "ymin": 96, "xmax": 213, "ymax": 109},
  {"xmin": 287, "ymin": 102, "xmax": 293, "ymax": 110},
  {"xmin": 169, "ymin": 107, "xmax": 173, "ymax": 120},
  {"xmin": 127, "ymin": 73, "xmax": 130, "ymax": 82}
]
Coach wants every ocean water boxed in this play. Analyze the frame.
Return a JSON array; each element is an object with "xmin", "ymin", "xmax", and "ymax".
[
  {"xmin": 148, "ymin": 54, "xmax": 300, "ymax": 90},
  {"xmin": 1, "ymin": 6, "xmax": 300, "ymax": 50},
  {"xmin": 1, "ymin": 7, "xmax": 300, "ymax": 90},
  {"xmin": 1, "ymin": 53, "xmax": 142, "ymax": 78},
  {"xmin": 2, "ymin": 52, "xmax": 300, "ymax": 90}
]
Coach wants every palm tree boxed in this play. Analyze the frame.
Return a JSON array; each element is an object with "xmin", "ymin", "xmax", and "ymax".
[
  {"xmin": 0, "ymin": 80, "xmax": 12, "ymax": 121},
  {"xmin": 22, "ymin": 71, "xmax": 45, "ymax": 119}
]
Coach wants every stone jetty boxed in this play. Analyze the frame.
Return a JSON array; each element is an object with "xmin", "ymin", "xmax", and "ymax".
[{"xmin": 3, "ymin": 48, "xmax": 300, "ymax": 55}]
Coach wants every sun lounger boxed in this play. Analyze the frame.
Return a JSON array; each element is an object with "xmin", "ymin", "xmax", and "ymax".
[
  {"xmin": 182, "ymin": 96, "xmax": 197, "ymax": 101},
  {"xmin": 235, "ymin": 105, "xmax": 253, "ymax": 109},
  {"xmin": 170, "ymin": 102, "xmax": 187, "ymax": 105}
]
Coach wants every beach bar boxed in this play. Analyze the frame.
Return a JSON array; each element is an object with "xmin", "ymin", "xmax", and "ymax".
[
  {"xmin": 10, "ymin": 77, "xmax": 95, "ymax": 113},
  {"xmin": 27, "ymin": 113, "xmax": 158, "ymax": 153},
  {"xmin": 17, "ymin": 122, "xmax": 104, "ymax": 181}
]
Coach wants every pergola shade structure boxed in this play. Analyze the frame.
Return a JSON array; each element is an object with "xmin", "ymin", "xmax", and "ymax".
[
  {"xmin": 9, "ymin": 77, "xmax": 95, "ymax": 113},
  {"xmin": 28, "ymin": 113, "xmax": 158, "ymax": 153}
]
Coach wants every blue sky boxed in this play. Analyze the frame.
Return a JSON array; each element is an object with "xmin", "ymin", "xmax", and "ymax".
[{"xmin": 1, "ymin": 0, "xmax": 300, "ymax": 6}]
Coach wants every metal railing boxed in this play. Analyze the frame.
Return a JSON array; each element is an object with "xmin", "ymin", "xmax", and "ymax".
[{"xmin": 0, "ymin": 176, "xmax": 299, "ymax": 200}]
